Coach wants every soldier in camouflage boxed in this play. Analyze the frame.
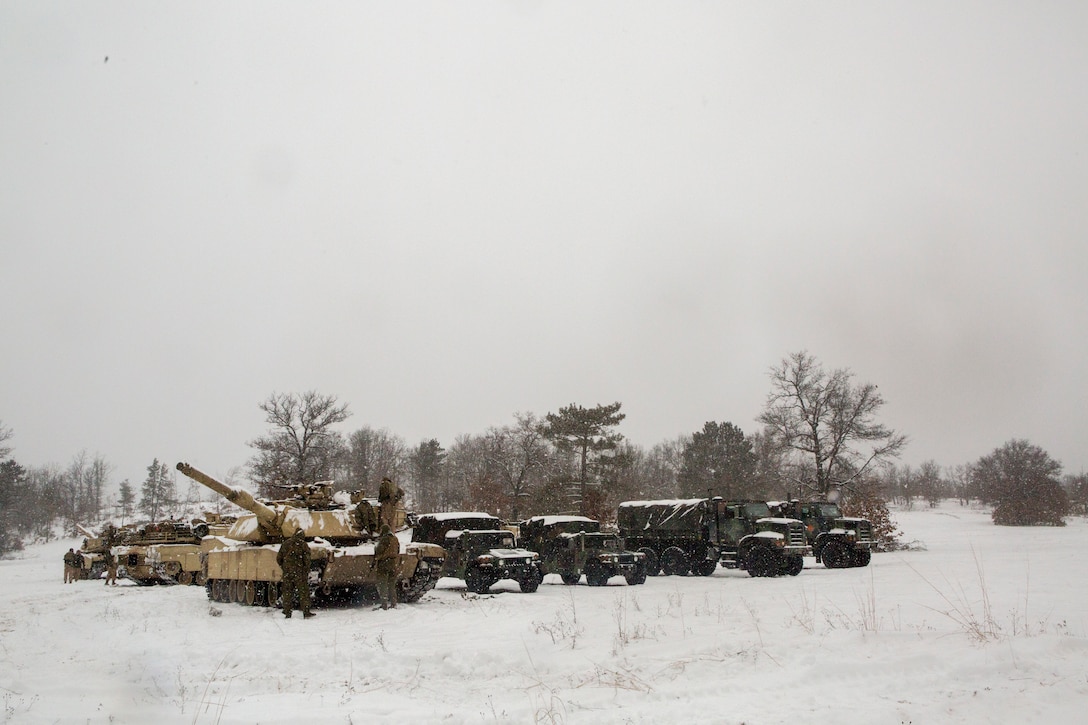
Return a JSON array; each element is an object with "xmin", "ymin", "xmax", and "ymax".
[
  {"xmin": 374, "ymin": 524, "xmax": 400, "ymax": 610},
  {"xmin": 276, "ymin": 528, "xmax": 314, "ymax": 619},
  {"xmin": 378, "ymin": 477, "xmax": 403, "ymax": 531}
]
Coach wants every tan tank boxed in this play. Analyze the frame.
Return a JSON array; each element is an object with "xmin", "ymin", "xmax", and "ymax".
[
  {"xmin": 113, "ymin": 519, "xmax": 205, "ymax": 585},
  {"xmin": 176, "ymin": 462, "xmax": 445, "ymax": 608},
  {"xmin": 74, "ymin": 523, "xmax": 125, "ymax": 580}
]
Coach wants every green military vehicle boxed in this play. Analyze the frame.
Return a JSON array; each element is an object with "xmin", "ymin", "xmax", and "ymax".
[
  {"xmin": 519, "ymin": 515, "xmax": 647, "ymax": 586},
  {"xmin": 773, "ymin": 500, "xmax": 873, "ymax": 568},
  {"xmin": 617, "ymin": 498, "xmax": 809, "ymax": 578},
  {"xmin": 413, "ymin": 512, "xmax": 543, "ymax": 594}
]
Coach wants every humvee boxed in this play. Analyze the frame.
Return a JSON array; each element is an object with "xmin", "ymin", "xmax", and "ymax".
[
  {"xmin": 519, "ymin": 515, "xmax": 647, "ymax": 586},
  {"xmin": 414, "ymin": 512, "xmax": 543, "ymax": 594}
]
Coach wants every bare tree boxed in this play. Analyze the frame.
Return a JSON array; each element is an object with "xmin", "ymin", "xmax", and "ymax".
[
  {"xmin": 247, "ymin": 391, "xmax": 350, "ymax": 496},
  {"xmin": 0, "ymin": 421, "xmax": 13, "ymax": 460},
  {"xmin": 483, "ymin": 412, "xmax": 550, "ymax": 521},
  {"xmin": 758, "ymin": 351, "xmax": 907, "ymax": 498},
  {"xmin": 341, "ymin": 426, "xmax": 408, "ymax": 494}
]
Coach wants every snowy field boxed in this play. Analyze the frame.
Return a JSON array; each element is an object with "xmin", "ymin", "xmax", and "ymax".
[{"xmin": 2, "ymin": 503, "xmax": 1086, "ymax": 724}]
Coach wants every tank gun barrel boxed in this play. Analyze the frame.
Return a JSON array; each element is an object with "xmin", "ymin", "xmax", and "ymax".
[
  {"xmin": 75, "ymin": 523, "xmax": 96, "ymax": 539},
  {"xmin": 176, "ymin": 462, "xmax": 279, "ymax": 526}
]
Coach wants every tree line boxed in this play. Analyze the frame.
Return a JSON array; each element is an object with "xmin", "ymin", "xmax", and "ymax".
[{"xmin": 2, "ymin": 350, "xmax": 1084, "ymax": 555}]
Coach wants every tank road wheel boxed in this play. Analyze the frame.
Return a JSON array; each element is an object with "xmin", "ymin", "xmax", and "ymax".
[
  {"xmin": 195, "ymin": 572, "xmax": 207, "ymax": 586},
  {"xmin": 852, "ymin": 549, "xmax": 872, "ymax": 568},
  {"xmin": 232, "ymin": 580, "xmax": 246, "ymax": 603},
  {"xmin": 163, "ymin": 561, "xmax": 182, "ymax": 580},
  {"xmin": 638, "ymin": 547, "xmax": 660, "ymax": 576},
  {"xmin": 560, "ymin": 571, "xmax": 581, "ymax": 585},
  {"xmin": 783, "ymin": 555, "xmax": 804, "ymax": 576},
  {"xmin": 212, "ymin": 579, "xmax": 225, "ymax": 602},
  {"xmin": 518, "ymin": 566, "xmax": 543, "ymax": 594},
  {"xmin": 660, "ymin": 547, "xmax": 690, "ymax": 576},
  {"xmin": 745, "ymin": 547, "xmax": 775, "ymax": 578},
  {"xmin": 585, "ymin": 561, "xmax": 610, "ymax": 587},
  {"xmin": 691, "ymin": 558, "xmax": 718, "ymax": 577},
  {"xmin": 243, "ymin": 581, "xmax": 257, "ymax": 606},
  {"xmin": 266, "ymin": 581, "xmax": 281, "ymax": 608},
  {"xmin": 821, "ymin": 541, "xmax": 851, "ymax": 569},
  {"xmin": 625, "ymin": 563, "xmax": 647, "ymax": 586},
  {"xmin": 465, "ymin": 566, "xmax": 492, "ymax": 595},
  {"xmin": 399, "ymin": 560, "xmax": 443, "ymax": 604},
  {"xmin": 178, "ymin": 571, "xmax": 194, "ymax": 586}
]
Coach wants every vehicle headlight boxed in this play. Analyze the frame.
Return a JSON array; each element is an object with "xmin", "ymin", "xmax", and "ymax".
[{"xmin": 774, "ymin": 538, "xmax": 785, "ymax": 548}]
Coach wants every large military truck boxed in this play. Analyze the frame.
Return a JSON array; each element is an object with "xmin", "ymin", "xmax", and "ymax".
[
  {"xmin": 519, "ymin": 515, "xmax": 647, "ymax": 586},
  {"xmin": 413, "ymin": 512, "xmax": 543, "ymax": 594},
  {"xmin": 176, "ymin": 462, "xmax": 446, "ymax": 608},
  {"xmin": 773, "ymin": 500, "xmax": 873, "ymax": 568},
  {"xmin": 617, "ymin": 499, "xmax": 809, "ymax": 578}
]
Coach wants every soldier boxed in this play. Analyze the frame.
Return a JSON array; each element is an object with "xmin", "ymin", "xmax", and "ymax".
[
  {"xmin": 378, "ymin": 476, "xmax": 404, "ymax": 531},
  {"xmin": 63, "ymin": 548, "xmax": 78, "ymax": 583},
  {"xmin": 276, "ymin": 528, "xmax": 314, "ymax": 619},
  {"xmin": 353, "ymin": 497, "xmax": 378, "ymax": 537},
  {"xmin": 374, "ymin": 524, "xmax": 400, "ymax": 610},
  {"xmin": 104, "ymin": 550, "xmax": 118, "ymax": 586}
]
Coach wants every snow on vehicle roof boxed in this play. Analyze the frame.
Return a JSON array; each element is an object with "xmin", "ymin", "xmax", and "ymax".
[
  {"xmin": 618, "ymin": 499, "xmax": 706, "ymax": 507},
  {"xmin": 525, "ymin": 515, "xmax": 595, "ymax": 525},
  {"xmin": 421, "ymin": 512, "xmax": 499, "ymax": 521}
]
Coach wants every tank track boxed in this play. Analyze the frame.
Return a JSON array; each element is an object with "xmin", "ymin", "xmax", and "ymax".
[{"xmin": 398, "ymin": 558, "xmax": 443, "ymax": 603}]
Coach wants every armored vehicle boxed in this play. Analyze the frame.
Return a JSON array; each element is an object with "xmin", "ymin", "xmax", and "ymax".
[
  {"xmin": 75, "ymin": 523, "xmax": 126, "ymax": 580},
  {"xmin": 618, "ymin": 499, "xmax": 809, "ymax": 578},
  {"xmin": 413, "ymin": 512, "xmax": 543, "ymax": 594},
  {"xmin": 773, "ymin": 500, "xmax": 873, "ymax": 568},
  {"xmin": 519, "ymin": 515, "xmax": 647, "ymax": 586},
  {"xmin": 176, "ymin": 462, "xmax": 446, "ymax": 608},
  {"xmin": 113, "ymin": 519, "xmax": 205, "ymax": 585}
]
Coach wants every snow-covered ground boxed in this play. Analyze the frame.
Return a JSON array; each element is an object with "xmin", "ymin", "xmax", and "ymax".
[{"xmin": 2, "ymin": 503, "xmax": 1086, "ymax": 724}]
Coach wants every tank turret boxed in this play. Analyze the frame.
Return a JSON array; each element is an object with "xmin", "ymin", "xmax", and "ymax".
[{"xmin": 175, "ymin": 461, "xmax": 446, "ymax": 608}]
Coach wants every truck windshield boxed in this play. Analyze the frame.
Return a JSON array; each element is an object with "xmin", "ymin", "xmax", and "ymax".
[
  {"xmin": 818, "ymin": 504, "xmax": 843, "ymax": 518},
  {"xmin": 742, "ymin": 502, "xmax": 771, "ymax": 519}
]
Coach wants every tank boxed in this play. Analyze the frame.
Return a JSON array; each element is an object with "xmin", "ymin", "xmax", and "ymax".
[
  {"xmin": 113, "ymin": 520, "xmax": 205, "ymax": 586},
  {"xmin": 75, "ymin": 523, "xmax": 126, "ymax": 580},
  {"xmin": 176, "ymin": 462, "xmax": 446, "ymax": 608}
]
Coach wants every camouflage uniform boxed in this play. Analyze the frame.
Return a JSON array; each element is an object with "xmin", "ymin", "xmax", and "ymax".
[
  {"xmin": 374, "ymin": 525, "xmax": 400, "ymax": 609},
  {"xmin": 104, "ymin": 551, "xmax": 118, "ymax": 586},
  {"xmin": 354, "ymin": 499, "xmax": 378, "ymax": 536},
  {"xmin": 276, "ymin": 529, "xmax": 314, "ymax": 618},
  {"xmin": 378, "ymin": 477, "xmax": 403, "ymax": 530},
  {"xmin": 63, "ymin": 549, "xmax": 79, "ymax": 583}
]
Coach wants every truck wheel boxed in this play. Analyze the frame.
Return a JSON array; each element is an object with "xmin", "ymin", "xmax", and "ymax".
[
  {"xmin": 661, "ymin": 547, "xmax": 690, "ymax": 576},
  {"xmin": 745, "ymin": 547, "xmax": 775, "ymax": 577},
  {"xmin": 852, "ymin": 550, "xmax": 872, "ymax": 567},
  {"xmin": 639, "ymin": 548, "xmax": 660, "ymax": 576},
  {"xmin": 625, "ymin": 563, "xmax": 647, "ymax": 586},
  {"xmin": 691, "ymin": 559, "xmax": 717, "ymax": 577},
  {"xmin": 560, "ymin": 571, "xmax": 580, "ymax": 585},
  {"xmin": 465, "ymin": 566, "xmax": 492, "ymax": 594},
  {"xmin": 784, "ymin": 555, "xmax": 804, "ymax": 576},
  {"xmin": 518, "ymin": 566, "xmax": 543, "ymax": 593},
  {"xmin": 821, "ymin": 541, "xmax": 850, "ymax": 569}
]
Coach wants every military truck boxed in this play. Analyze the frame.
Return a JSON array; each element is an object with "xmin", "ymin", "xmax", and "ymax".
[
  {"xmin": 413, "ymin": 512, "xmax": 543, "ymax": 594},
  {"xmin": 519, "ymin": 515, "xmax": 647, "ymax": 586},
  {"xmin": 176, "ymin": 462, "xmax": 446, "ymax": 608},
  {"xmin": 773, "ymin": 500, "xmax": 873, "ymax": 568},
  {"xmin": 617, "ymin": 498, "xmax": 809, "ymax": 578}
]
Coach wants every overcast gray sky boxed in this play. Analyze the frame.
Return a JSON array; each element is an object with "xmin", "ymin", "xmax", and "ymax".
[{"xmin": 2, "ymin": 2, "xmax": 1086, "ymax": 490}]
